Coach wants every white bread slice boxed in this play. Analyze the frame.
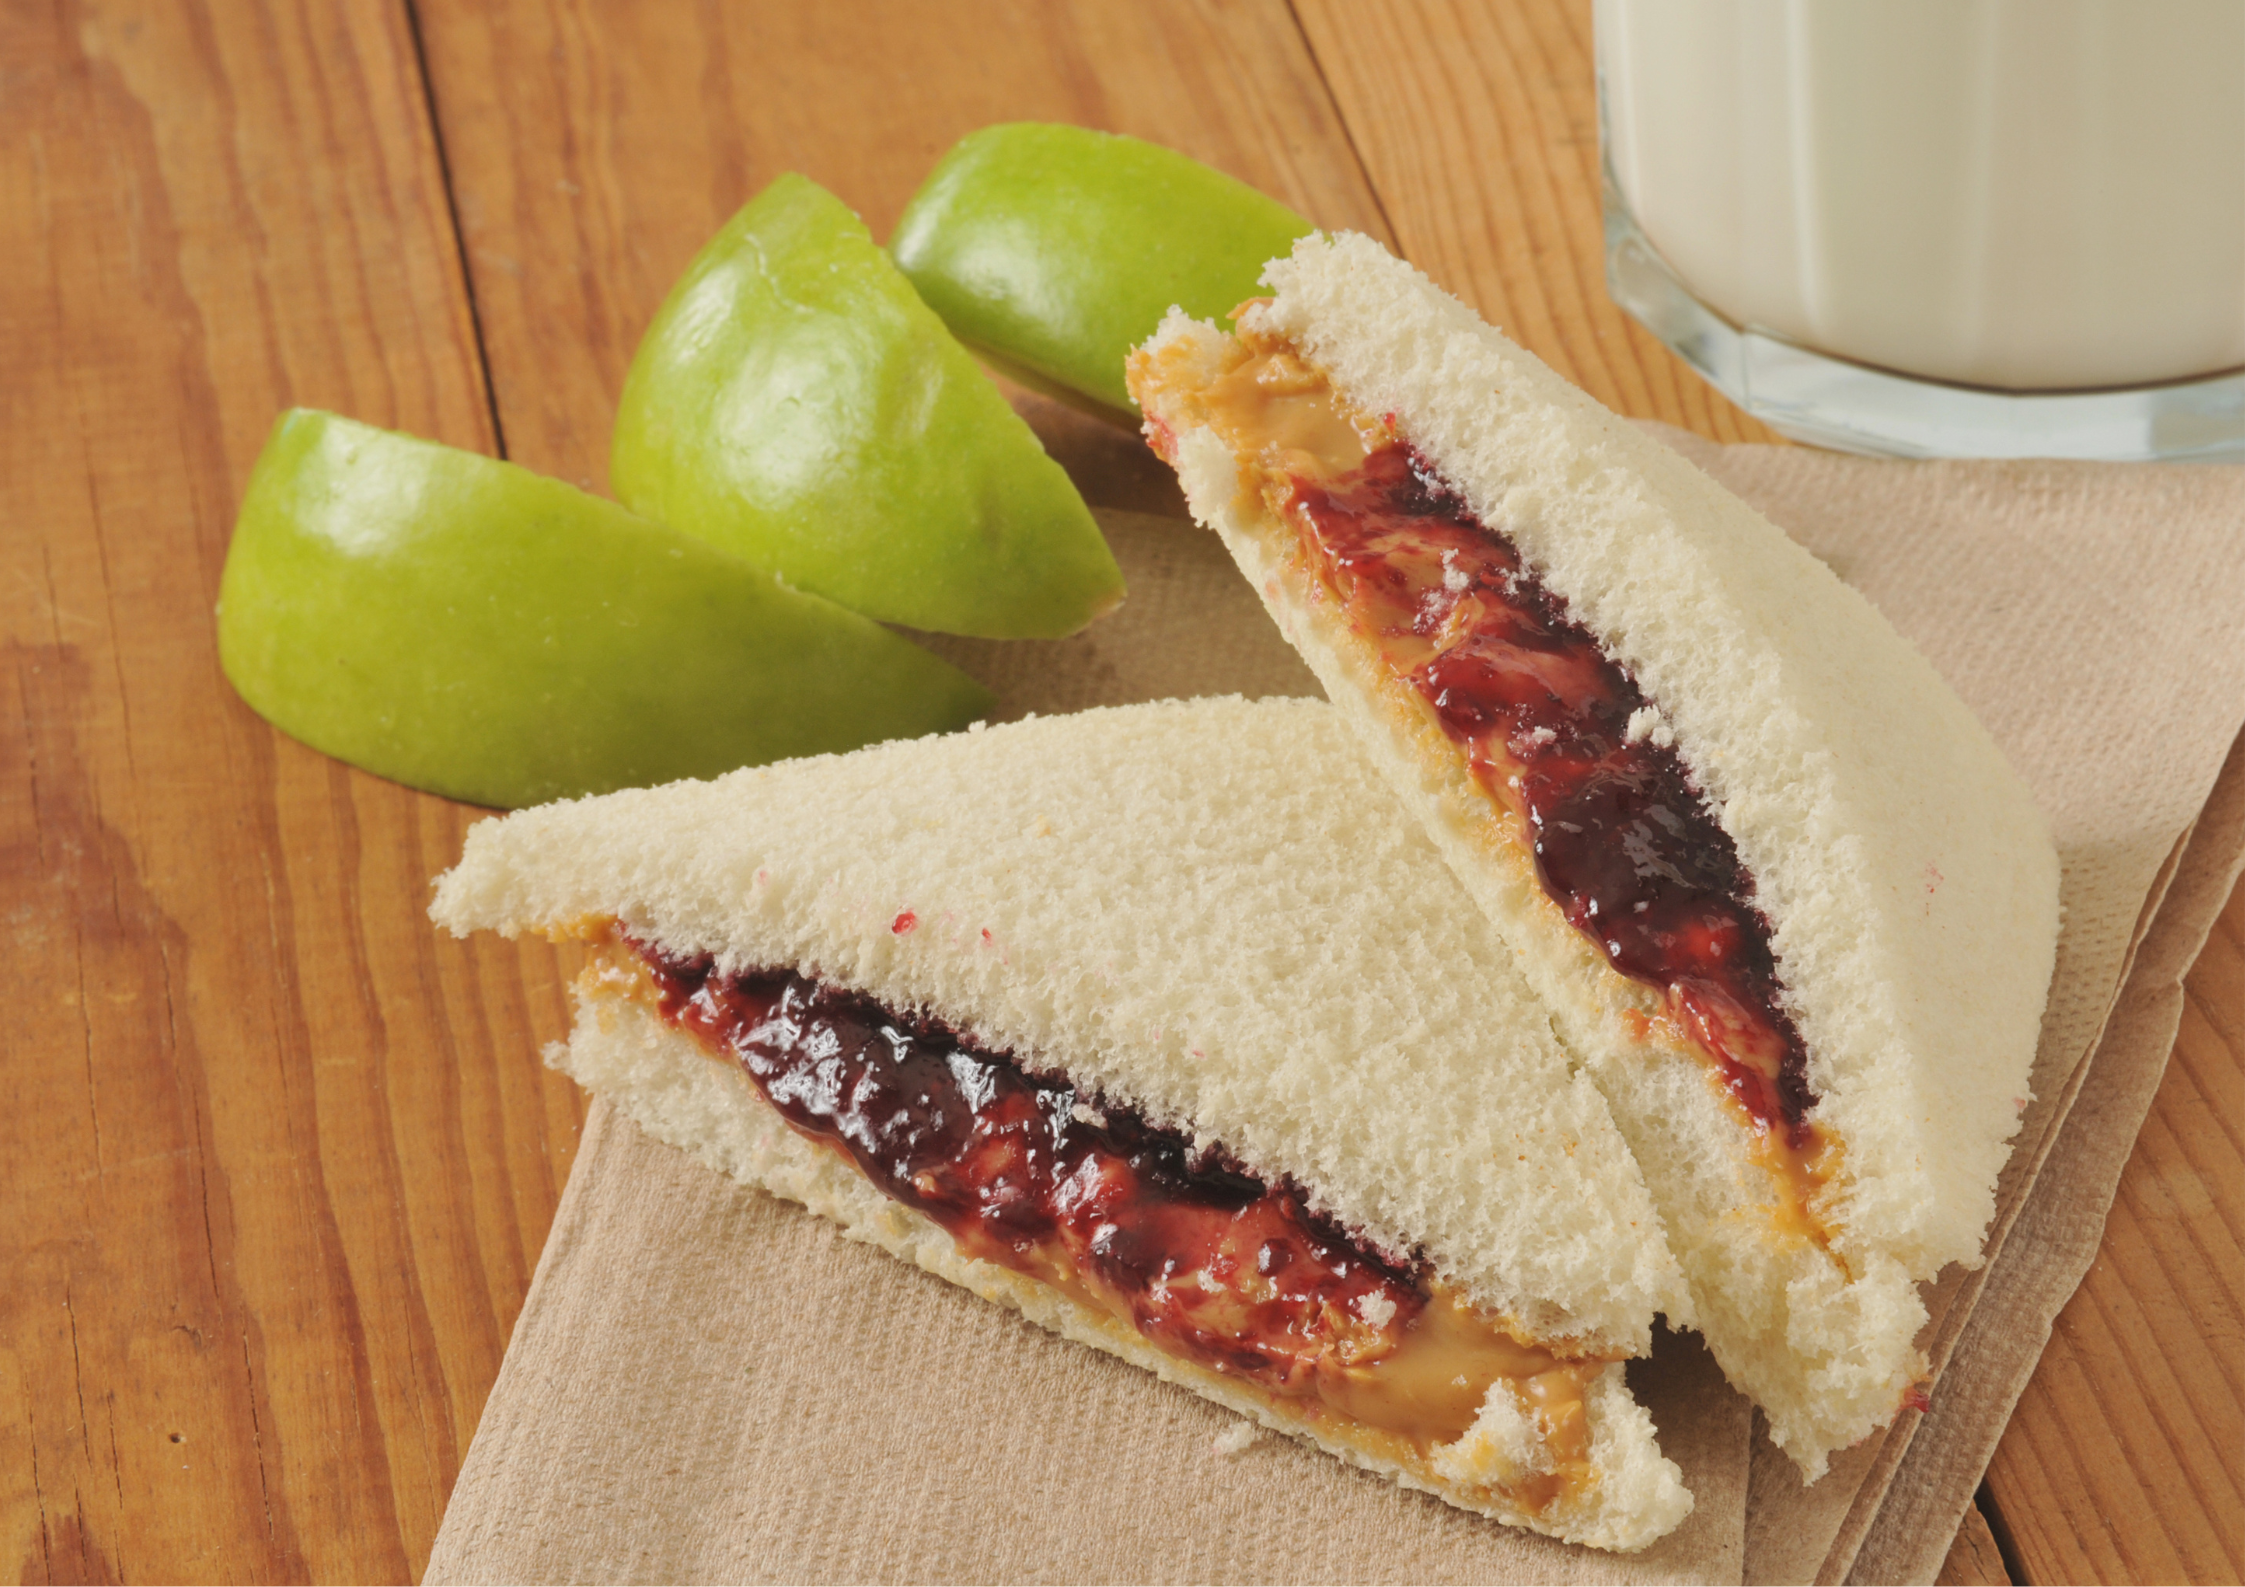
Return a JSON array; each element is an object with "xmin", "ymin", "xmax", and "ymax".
[
  {"xmin": 432, "ymin": 696, "xmax": 1692, "ymax": 1551},
  {"xmin": 1127, "ymin": 235, "xmax": 2062, "ymax": 1477}
]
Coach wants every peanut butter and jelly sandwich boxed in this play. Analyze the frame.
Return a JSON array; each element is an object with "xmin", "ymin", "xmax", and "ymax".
[{"xmin": 433, "ymin": 696, "xmax": 1694, "ymax": 1551}]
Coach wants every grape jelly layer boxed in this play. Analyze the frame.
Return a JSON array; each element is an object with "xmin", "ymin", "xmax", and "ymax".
[
  {"xmin": 621, "ymin": 932, "xmax": 1602, "ymax": 1473},
  {"xmin": 1286, "ymin": 444, "xmax": 1819, "ymax": 1148}
]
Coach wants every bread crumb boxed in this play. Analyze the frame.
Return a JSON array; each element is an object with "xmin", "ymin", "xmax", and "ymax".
[
  {"xmin": 1354, "ymin": 1290, "xmax": 1398, "ymax": 1327},
  {"xmin": 1211, "ymin": 1422, "xmax": 1261, "ymax": 1457},
  {"xmin": 1624, "ymin": 706, "xmax": 1675, "ymax": 748}
]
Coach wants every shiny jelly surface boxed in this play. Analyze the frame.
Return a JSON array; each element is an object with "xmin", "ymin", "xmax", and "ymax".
[
  {"xmin": 1291, "ymin": 445, "xmax": 1816, "ymax": 1142},
  {"xmin": 633, "ymin": 943, "xmax": 1447, "ymax": 1407}
]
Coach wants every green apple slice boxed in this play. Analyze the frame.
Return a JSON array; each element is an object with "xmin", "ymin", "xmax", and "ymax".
[
  {"xmin": 890, "ymin": 124, "xmax": 1315, "ymax": 416},
  {"xmin": 610, "ymin": 174, "xmax": 1123, "ymax": 641},
  {"xmin": 218, "ymin": 409, "xmax": 995, "ymax": 808}
]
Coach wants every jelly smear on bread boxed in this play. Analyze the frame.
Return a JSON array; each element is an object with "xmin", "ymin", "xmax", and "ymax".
[{"xmin": 615, "ymin": 932, "xmax": 1611, "ymax": 1514}]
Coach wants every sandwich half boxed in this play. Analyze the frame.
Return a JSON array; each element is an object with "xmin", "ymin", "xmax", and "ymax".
[
  {"xmin": 1127, "ymin": 236, "xmax": 2062, "ymax": 1476},
  {"xmin": 433, "ymin": 696, "xmax": 1693, "ymax": 1551}
]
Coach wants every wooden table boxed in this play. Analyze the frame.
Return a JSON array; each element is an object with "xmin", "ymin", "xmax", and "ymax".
[{"xmin": 4, "ymin": 2, "xmax": 2237, "ymax": 1580}]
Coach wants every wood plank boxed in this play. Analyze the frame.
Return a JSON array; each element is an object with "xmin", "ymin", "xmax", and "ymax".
[
  {"xmin": 1937, "ymin": 1499, "xmax": 2015, "ymax": 1586},
  {"xmin": 410, "ymin": 0, "xmax": 1391, "ymax": 492},
  {"xmin": 0, "ymin": 1, "xmax": 581, "ymax": 1579},
  {"xmin": 1984, "ymin": 874, "xmax": 2245, "ymax": 1584},
  {"xmin": 1290, "ymin": 0, "xmax": 1777, "ymax": 444}
]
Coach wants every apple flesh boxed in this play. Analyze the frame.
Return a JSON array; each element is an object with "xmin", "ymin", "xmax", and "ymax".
[
  {"xmin": 610, "ymin": 174, "xmax": 1123, "ymax": 641},
  {"xmin": 890, "ymin": 124, "xmax": 1314, "ymax": 416},
  {"xmin": 218, "ymin": 409, "xmax": 996, "ymax": 808}
]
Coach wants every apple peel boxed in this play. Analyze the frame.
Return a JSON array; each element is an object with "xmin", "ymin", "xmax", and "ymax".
[
  {"xmin": 891, "ymin": 124, "xmax": 1314, "ymax": 416},
  {"xmin": 611, "ymin": 174, "xmax": 1123, "ymax": 641},
  {"xmin": 218, "ymin": 409, "xmax": 995, "ymax": 808}
]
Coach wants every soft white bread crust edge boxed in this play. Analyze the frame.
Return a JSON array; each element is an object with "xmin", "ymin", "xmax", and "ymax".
[
  {"xmin": 431, "ymin": 696, "xmax": 1687, "ymax": 1352},
  {"xmin": 557, "ymin": 987, "xmax": 1693, "ymax": 1553}
]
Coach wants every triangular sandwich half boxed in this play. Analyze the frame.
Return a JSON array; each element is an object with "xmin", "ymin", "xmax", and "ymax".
[
  {"xmin": 1127, "ymin": 238, "xmax": 2062, "ymax": 1476},
  {"xmin": 433, "ymin": 696, "xmax": 1692, "ymax": 1551}
]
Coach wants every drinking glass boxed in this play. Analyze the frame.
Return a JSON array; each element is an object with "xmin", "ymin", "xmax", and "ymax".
[{"xmin": 1597, "ymin": 0, "xmax": 2245, "ymax": 459}]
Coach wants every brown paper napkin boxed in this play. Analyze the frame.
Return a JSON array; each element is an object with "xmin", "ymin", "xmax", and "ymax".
[{"xmin": 425, "ymin": 431, "xmax": 2245, "ymax": 1585}]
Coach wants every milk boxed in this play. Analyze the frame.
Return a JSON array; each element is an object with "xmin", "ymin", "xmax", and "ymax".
[{"xmin": 1597, "ymin": 0, "xmax": 2245, "ymax": 392}]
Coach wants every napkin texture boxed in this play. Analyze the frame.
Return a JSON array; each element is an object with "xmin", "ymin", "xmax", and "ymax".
[{"xmin": 425, "ymin": 422, "xmax": 2245, "ymax": 1586}]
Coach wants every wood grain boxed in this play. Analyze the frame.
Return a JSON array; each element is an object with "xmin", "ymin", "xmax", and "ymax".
[
  {"xmin": 1985, "ymin": 877, "xmax": 2245, "ymax": 1584},
  {"xmin": 0, "ymin": 0, "xmax": 581, "ymax": 1579},
  {"xmin": 1939, "ymin": 1499, "xmax": 2016, "ymax": 1586},
  {"xmin": 409, "ymin": 0, "xmax": 1392, "ymax": 493}
]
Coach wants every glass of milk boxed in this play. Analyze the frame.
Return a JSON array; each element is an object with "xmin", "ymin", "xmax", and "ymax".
[{"xmin": 1596, "ymin": 0, "xmax": 2245, "ymax": 459}]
